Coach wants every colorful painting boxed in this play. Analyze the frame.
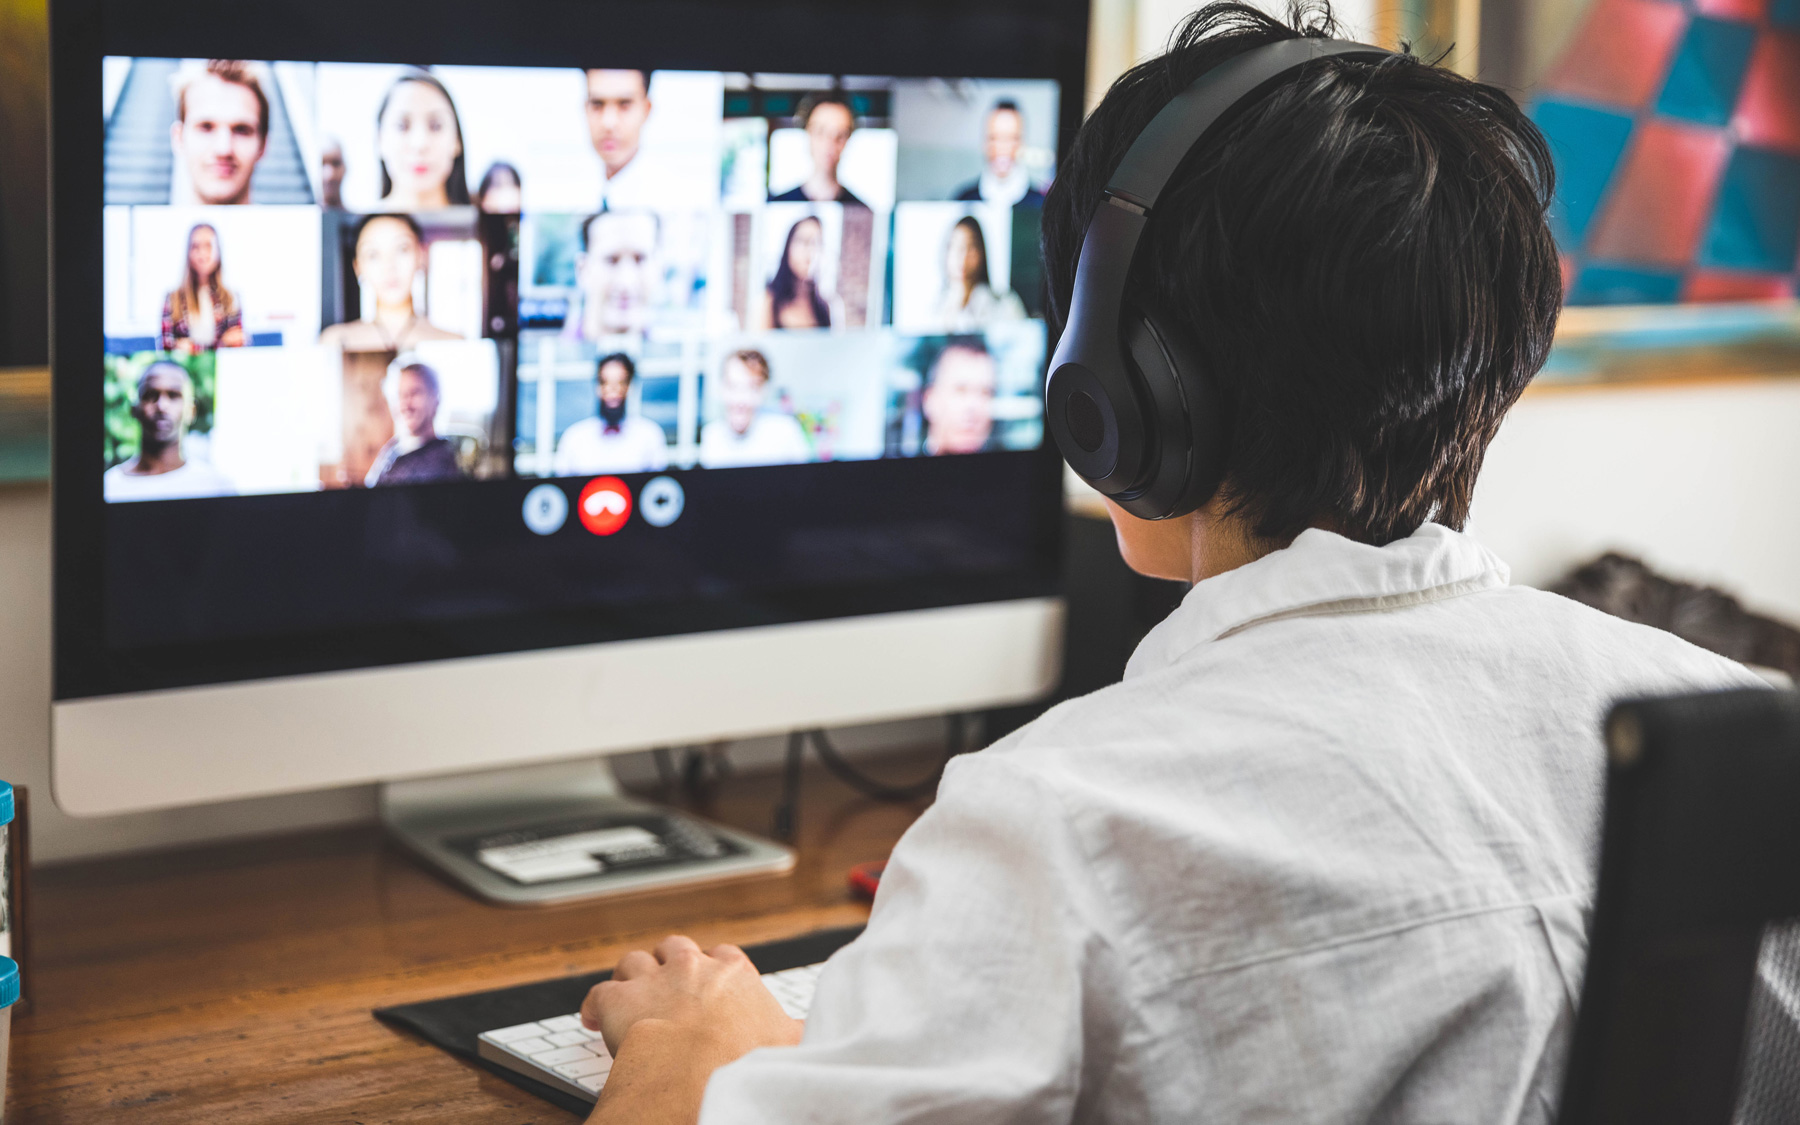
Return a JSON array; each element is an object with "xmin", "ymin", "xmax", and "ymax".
[{"xmin": 1526, "ymin": 0, "xmax": 1800, "ymax": 383}]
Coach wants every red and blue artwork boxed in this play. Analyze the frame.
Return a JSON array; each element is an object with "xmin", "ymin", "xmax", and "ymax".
[{"xmin": 1532, "ymin": 0, "xmax": 1800, "ymax": 304}]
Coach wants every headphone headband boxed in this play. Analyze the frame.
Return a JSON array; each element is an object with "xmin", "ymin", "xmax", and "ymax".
[{"xmin": 1047, "ymin": 36, "xmax": 1395, "ymax": 520}]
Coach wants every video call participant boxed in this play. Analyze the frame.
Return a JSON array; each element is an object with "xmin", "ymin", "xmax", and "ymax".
[
  {"xmin": 104, "ymin": 361, "xmax": 237, "ymax": 502},
  {"xmin": 920, "ymin": 336, "xmax": 998, "ymax": 456},
  {"xmin": 476, "ymin": 162, "xmax": 523, "ymax": 214},
  {"xmin": 375, "ymin": 70, "xmax": 471, "ymax": 211},
  {"xmin": 170, "ymin": 59, "xmax": 269, "ymax": 207},
  {"xmin": 934, "ymin": 217, "xmax": 1024, "ymax": 332},
  {"xmin": 955, "ymin": 99, "xmax": 1045, "ymax": 207},
  {"xmin": 586, "ymin": 69, "xmax": 658, "ymax": 210},
  {"xmin": 554, "ymin": 353, "xmax": 669, "ymax": 475},
  {"xmin": 757, "ymin": 216, "xmax": 830, "ymax": 331},
  {"xmin": 570, "ymin": 6, "xmax": 1767, "ymax": 1123},
  {"xmin": 698, "ymin": 349, "xmax": 810, "ymax": 468},
  {"xmin": 568, "ymin": 210, "xmax": 660, "ymax": 342},
  {"xmin": 319, "ymin": 214, "xmax": 462, "ymax": 352},
  {"xmin": 770, "ymin": 92, "xmax": 864, "ymax": 206},
  {"xmin": 160, "ymin": 223, "xmax": 245, "ymax": 354},
  {"xmin": 366, "ymin": 360, "xmax": 464, "ymax": 486},
  {"xmin": 320, "ymin": 137, "xmax": 347, "ymax": 209}
]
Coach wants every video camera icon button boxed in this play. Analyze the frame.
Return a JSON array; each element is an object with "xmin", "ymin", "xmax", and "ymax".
[
  {"xmin": 522, "ymin": 484, "xmax": 569, "ymax": 536},
  {"xmin": 578, "ymin": 477, "xmax": 633, "ymax": 536},
  {"xmin": 640, "ymin": 476, "xmax": 685, "ymax": 528}
]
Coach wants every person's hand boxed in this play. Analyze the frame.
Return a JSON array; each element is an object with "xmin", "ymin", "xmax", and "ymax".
[
  {"xmin": 220, "ymin": 326, "xmax": 245, "ymax": 348},
  {"xmin": 582, "ymin": 935, "xmax": 803, "ymax": 1060}
]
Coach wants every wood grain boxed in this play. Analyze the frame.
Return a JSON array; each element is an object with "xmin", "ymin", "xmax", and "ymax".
[{"xmin": 10, "ymin": 753, "xmax": 937, "ymax": 1123}]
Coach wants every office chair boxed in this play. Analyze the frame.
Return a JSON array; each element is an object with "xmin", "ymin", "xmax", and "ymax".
[{"xmin": 1558, "ymin": 688, "xmax": 1800, "ymax": 1125}]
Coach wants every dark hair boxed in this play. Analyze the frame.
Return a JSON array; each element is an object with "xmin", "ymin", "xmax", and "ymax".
[
  {"xmin": 927, "ymin": 335, "xmax": 992, "ymax": 383},
  {"xmin": 990, "ymin": 98, "xmax": 1023, "ymax": 119},
  {"xmin": 948, "ymin": 216, "xmax": 991, "ymax": 292},
  {"xmin": 769, "ymin": 216, "xmax": 832, "ymax": 328},
  {"xmin": 797, "ymin": 90, "xmax": 856, "ymax": 131},
  {"xmin": 477, "ymin": 162, "xmax": 521, "ymax": 206},
  {"xmin": 376, "ymin": 71, "xmax": 472, "ymax": 206},
  {"xmin": 137, "ymin": 358, "xmax": 193, "ymax": 397},
  {"xmin": 596, "ymin": 352, "xmax": 636, "ymax": 384},
  {"xmin": 354, "ymin": 212, "xmax": 426, "ymax": 253},
  {"xmin": 1043, "ymin": 1, "xmax": 1561, "ymax": 546}
]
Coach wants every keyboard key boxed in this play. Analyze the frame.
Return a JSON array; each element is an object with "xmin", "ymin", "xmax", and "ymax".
[
  {"xmin": 546, "ymin": 1029, "xmax": 590, "ymax": 1047},
  {"xmin": 540, "ymin": 1014, "xmax": 584, "ymax": 1032},
  {"xmin": 577, "ymin": 1074, "xmax": 608, "ymax": 1092},
  {"xmin": 507, "ymin": 1037, "xmax": 553, "ymax": 1055},
  {"xmin": 533, "ymin": 1045, "xmax": 596, "ymax": 1066},
  {"xmin": 584, "ymin": 1039, "xmax": 613, "ymax": 1058},
  {"xmin": 555, "ymin": 1055, "xmax": 609, "ymax": 1079},
  {"xmin": 485, "ymin": 1022, "xmax": 547, "ymax": 1044}
]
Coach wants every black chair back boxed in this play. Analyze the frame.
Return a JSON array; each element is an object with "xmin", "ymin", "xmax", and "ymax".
[{"xmin": 1559, "ymin": 688, "xmax": 1800, "ymax": 1125}]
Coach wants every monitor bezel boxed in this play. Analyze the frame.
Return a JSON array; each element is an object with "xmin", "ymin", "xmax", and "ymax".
[{"xmin": 51, "ymin": 0, "xmax": 1087, "ymax": 702}]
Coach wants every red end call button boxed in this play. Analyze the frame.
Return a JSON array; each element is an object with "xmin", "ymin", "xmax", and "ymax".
[{"xmin": 577, "ymin": 477, "xmax": 633, "ymax": 536}]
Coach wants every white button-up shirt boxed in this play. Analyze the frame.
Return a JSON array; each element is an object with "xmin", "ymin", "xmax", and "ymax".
[{"xmin": 702, "ymin": 524, "xmax": 1760, "ymax": 1124}]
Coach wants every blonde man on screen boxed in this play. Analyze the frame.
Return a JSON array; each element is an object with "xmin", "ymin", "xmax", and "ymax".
[
  {"xmin": 698, "ymin": 350, "xmax": 809, "ymax": 469},
  {"xmin": 170, "ymin": 60, "xmax": 269, "ymax": 206}
]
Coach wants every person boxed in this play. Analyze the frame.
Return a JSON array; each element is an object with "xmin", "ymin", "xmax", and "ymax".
[
  {"xmin": 365, "ymin": 360, "xmax": 463, "ymax": 486},
  {"xmin": 104, "ymin": 360, "xmax": 237, "ymax": 502},
  {"xmin": 476, "ymin": 162, "xmax": 522, "ymax": 214},
  {"xmin": 319, "ymin": 136, "xmax": 347, "ymax": 209},
  {"xmin": 554, "ymin": 353, "xmax": 669, "ymax": 475},
  {"xmin": 770, "ymin": 92, "xmax": 864, "ymax": 206},
  {"xmin": 954, "ymin": 99, "xmax": 1046, "ymax": 207},
  {"xmin": 566, "ymin": 210, "xmax": 661, "ymax": 341},
  {"xmin": 160, "ymin": 223, "xmax": 245, "ymax": 354},
  {"xmin": 585, "ymin": 69, "xmax": 660, "ymax": 210},
  {"xmin": 569, "ymin": 5, "xmax": 1769, "ymax": 1124},
  {"xmin": 698, "ymin": 349, "xmax": 810, "ymax": 468},
  {"xmin": 757, "ymin": 216, "xmax": 831, "ymax": 331},
  {"xmin": 170, "ymin": 59, "xmax": 268, "ymax": 206},
  {"xmin": 319, "ymin": 214, "xmax": 462, "ymax": 352},
  {"xmin": 932, "ymin": 216, "xmax": 1025, "ymax": 332},
  {"xmin": 920, "ymin": 336, "xmax": 997, "ymax": 455},
  {"xmin": 374, "ymin": 70, "xmax": 471, "ymax": 211}
]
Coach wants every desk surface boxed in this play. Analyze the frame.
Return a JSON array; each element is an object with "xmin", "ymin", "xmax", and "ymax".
[{"xmin": 13, "ymin": 753, "xmax": 934, "ymax": 1123}]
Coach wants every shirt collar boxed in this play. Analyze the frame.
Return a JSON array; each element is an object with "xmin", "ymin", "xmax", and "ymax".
[
  {"xmin": 1125, "ymin": 523, "xmax": 1511, "ymax": 678},
  {"xmin": 978, "ymin": 166, "xmax": 1031, "ymax": 206}
]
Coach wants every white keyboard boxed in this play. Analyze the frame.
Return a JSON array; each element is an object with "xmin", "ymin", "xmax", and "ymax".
[{"xmin": 476, "ymin": 962, "xmax": 826, "ymax": 1103}]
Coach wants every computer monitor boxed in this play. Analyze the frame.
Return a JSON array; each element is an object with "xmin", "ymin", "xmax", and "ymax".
[{"xmin": 49, "ymin": 0, "xmax": 1082, "ymax": 881}]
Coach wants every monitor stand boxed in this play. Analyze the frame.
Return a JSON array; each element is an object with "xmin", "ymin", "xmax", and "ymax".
[{"xmin": 380, "ymin": 756, "xmax": 794, "ymax": 905}]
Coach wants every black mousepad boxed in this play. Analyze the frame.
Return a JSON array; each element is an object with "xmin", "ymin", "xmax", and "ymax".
[{"xmin": 373, "ymin": 925, "xmax": 865, "ymax": 1115}]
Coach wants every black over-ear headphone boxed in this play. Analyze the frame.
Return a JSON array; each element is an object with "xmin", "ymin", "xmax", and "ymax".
[{"xmin": 1046, "ymin": 37, "xmax": 1393, "ymax": 520}]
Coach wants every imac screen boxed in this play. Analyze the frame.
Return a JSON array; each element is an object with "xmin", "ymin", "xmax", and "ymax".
[{"xmin": 79, "ymin": 52, "xmax": 1066, "ymax": 693}]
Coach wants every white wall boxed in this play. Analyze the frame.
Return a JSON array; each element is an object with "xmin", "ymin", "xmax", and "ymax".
[{"xmin": 1472, "ymin": 381, "xmax": 1800, "ymax": 622}]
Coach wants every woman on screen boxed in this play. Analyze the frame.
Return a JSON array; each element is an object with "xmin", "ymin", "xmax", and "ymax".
[
  {"xmin": 319, "ymin": 214, "xmax": 461, "ymax": 352},
  {"xmin": 757, "ymin": 215, "xmax": 832, "ymax": 331},
  {"xmin": 374, "ymin": 71, "xmax": 471, "ymax": 211},
  {"xmin": 934, "ymin": 216, "xmax": 1024, "ymax": 332},
  {"xmin": 160, "ymin": 223, "xmax": 245, "ymax": 353},
  {"xmin": 476, "ymin": 162, "xmax": 522, "ymax": 214}
]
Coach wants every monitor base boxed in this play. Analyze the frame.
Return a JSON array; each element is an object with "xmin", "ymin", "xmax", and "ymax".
[{"xmin": 380, "ymin": 756, "xmax": 795, "ymax": 906}]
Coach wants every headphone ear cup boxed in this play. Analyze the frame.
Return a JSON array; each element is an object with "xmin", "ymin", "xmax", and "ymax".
[{"xmin": 1118, "ymin": 313, "xmax": 1229, "ymax": 520}]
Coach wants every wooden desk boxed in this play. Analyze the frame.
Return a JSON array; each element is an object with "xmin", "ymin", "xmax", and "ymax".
[{"xmin": 11, "ymin": 754, "xmax": 936, "ymax": 1123}]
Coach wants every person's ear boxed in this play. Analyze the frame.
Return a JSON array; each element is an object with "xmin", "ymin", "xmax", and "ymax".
[{"xmin": 169, "ymin": 120, "xmax": 182, "ymax": 153}]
